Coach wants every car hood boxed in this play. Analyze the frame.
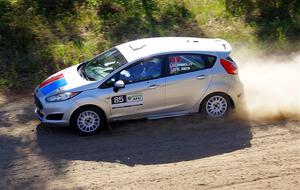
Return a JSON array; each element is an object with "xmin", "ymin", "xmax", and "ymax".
[{"xmin": 37, "ymin": 64, "xmax": 100, "ymax": 96}]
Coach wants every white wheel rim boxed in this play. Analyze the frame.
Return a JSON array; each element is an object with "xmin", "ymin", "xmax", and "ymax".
[
  {"xmin": 77, "ymin": 110, "xmax": 100, "ymax": 133},
  {"xmin": 206, "ymin": 96, "xmax": 228, "ymax": 117}
]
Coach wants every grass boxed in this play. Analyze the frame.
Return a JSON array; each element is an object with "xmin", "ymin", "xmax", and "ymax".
[{"xmin": 0, "ymin": 0, "xmax": 299, "ymax": 91}]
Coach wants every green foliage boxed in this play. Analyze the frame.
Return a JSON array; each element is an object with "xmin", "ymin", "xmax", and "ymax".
[
  {"xmin": 225, "ymin": 0, "xmax": 300, "ymax": 50},
  {"xmin": 0, "ymin": 0, "xmax": 299, "ymax": 90},
  {"xmin": 0, "ymin": 0, "xmax": 105, "ymax": 90},
  {"xmin": 98, "ymin": 0, "xmax": 201, "ymax": 44}
]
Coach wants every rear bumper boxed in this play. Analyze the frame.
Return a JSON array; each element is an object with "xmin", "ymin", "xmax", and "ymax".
[
  {"xmin": 233, "ymin": 92, "xmax": 245, "ymax": 108},
  {"xmin": 227, "ymin": 79, "xmax": 245, "ymax": 108}
]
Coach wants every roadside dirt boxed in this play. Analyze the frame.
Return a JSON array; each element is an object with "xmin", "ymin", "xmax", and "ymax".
[{"xmin": 0, "ymin": 95, "xmax": 299, "ymax": 189}]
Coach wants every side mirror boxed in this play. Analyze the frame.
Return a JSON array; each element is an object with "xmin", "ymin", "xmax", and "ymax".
[
  {"xmin": 113, "ymin": 80, "xmax": 125, "ymax": 92},
  {"xmin": 114, "ymin": 80, "xmax": 125, "ymax": 88}
]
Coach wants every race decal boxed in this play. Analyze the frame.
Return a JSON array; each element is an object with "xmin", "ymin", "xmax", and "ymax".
[
  {"xmin": 169, "ymin": 56, "xmax": 193, "ymax": 74},
  {"xmin": 111, "ymin": 93, "xmax": 143, "ymax": 109},
  {"xmin": 39, "ymin": 73, "xmax": 67, "ymax": 95}
]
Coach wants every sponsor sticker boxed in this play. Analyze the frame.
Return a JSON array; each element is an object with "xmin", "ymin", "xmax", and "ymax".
[
  {"xmin": 127, "ymin": 94, "xmax": 143, "ymax": 102},
  {"xmin": 180, "ymin": 66, "xmax": 191, "ymax": 71},
  {"xmin": 111, "ymin": 93, "xmax": 144, "ymax": 109}
]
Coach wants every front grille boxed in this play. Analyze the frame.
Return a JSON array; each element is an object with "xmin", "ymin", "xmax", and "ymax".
[{"xmin": 34, "ymin": 95, "xmax": 43, "ymax": 109}]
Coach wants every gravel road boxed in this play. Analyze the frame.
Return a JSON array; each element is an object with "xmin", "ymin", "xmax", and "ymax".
[{"xmin": 0, "ymin": 94, "xmax": 299, "ymax": 189}]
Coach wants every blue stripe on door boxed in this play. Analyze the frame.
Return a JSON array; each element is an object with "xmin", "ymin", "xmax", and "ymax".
[{"xmin": 40, "ymin": 78, "xmax": 67, "ymax": 95}]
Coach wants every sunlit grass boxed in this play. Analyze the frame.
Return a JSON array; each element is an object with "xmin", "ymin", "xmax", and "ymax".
[{"xmin": 0, "ymin": 0, "xmax": 299, "ymax": 90}]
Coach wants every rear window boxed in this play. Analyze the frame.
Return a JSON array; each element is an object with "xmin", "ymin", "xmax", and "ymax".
[
  {"xmin": 168, "ymin": 54, "xmax": 216, "ymax": 76},
  {"xmin": 226, "ymin": 56, "xmax": 235, "ymax": 62}
]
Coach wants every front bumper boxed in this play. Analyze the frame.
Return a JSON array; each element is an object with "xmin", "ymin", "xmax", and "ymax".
[
  {"xmin": 34, "ymin": 93, "xmax": 79, "ymax": 127},
  {"xmin": 35, "ymin": 108, "xmax": 69, "ymax": 126}
]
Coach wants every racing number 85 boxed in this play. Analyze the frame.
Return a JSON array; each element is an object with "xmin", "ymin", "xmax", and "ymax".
[{"xmin": 111, "ymin": 95, "xmax": 127, "ymax": 104}]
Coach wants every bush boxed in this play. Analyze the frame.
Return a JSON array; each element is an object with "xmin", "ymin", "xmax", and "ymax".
[{"xmin": 0, "ymin": 0, "xmax": 299, "ymax": 90}]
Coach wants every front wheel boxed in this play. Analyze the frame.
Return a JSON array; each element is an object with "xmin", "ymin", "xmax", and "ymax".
[
  {"xmin": 200, "ymin": 93, "xmax": 232, "ymax": 118},
  {"xmin": 71, "ymin": 106, "xmax": 105, "ymax": 135}
]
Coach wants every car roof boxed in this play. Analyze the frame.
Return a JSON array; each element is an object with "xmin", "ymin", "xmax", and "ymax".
[{"xmin": 116, "ymin": 37, "xmax": 232, "ymax": 62}]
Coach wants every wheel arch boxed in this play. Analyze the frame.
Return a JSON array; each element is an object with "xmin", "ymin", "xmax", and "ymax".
[
  {"xmin": 70, "ymin": 104, "xmax": 107, "ymax": 124},
  {"xmin": 200, "ymin": 91, "xmax": 235, "ymax": 112}
]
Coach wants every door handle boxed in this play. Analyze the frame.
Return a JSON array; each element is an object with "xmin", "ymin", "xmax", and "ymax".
[
  {"xmin": 148, "ymin": 84, "xmax": 159, "ymax": 89},
  {"xmin": 196, "ymin": 75, "xmax": 207, "ymax": 80}
]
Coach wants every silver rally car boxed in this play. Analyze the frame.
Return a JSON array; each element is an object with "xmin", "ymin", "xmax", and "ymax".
[{"xmin": 34, "ymin": 37, "xmax": 243, "ymax": 135}]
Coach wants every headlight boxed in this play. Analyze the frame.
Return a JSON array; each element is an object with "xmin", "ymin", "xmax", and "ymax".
[{"xmin": 46, "ymin": 92, "xmax": 81, "ymax": 102}]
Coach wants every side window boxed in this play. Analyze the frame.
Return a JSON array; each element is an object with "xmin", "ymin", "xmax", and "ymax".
[
  {"xmin": 168, "ymin": 54, "xmax": 216, "ymax": 75},
  {"xmin": 100, "ymin": 56, "xmax": 164, "ymax": 88},
  {"xmin": 118, "ymin": 57, "xmax": 164, "ymax": 84}
]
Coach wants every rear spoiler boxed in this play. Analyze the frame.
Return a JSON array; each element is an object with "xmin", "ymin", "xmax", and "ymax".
[{"xmin": 214, "ymin": 39, "xmax": 232, "ymax": 58}]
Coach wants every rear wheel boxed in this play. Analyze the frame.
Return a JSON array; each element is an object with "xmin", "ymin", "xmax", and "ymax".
[
  {"xmin": 201, "ymin": 93, "xmax": 232, "ymax": 118},
  {"xmin": 71, "ymin": 106, "xmax": 105, "ymax": 135}
]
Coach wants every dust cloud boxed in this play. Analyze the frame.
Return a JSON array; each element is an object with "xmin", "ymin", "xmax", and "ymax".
[{"xmin": 233, "ymin": 50, "xmax": 300, "ymax": 121}]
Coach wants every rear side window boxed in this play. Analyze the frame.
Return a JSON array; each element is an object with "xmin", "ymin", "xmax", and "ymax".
[
  {"xmin": 167, "ymin": 54, "xmax": 216, "ymax": 76},
  {"xmin": 226, "ymin": 56, "xmax": 234, "ymax": 62}
]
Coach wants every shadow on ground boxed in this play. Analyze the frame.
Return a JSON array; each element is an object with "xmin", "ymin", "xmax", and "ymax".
[
  {"xmin": 35, "ymin": 114, "xmax": 252, "ymax": 166},
  {"xmin": 0, "ymin": 95, "xmax": 252, "ymax": 188}
]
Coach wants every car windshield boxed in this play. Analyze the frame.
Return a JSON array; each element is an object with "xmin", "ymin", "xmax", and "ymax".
[{"xmin": 80, "ymin": 48, "xmax": 127, "ymax": 81}]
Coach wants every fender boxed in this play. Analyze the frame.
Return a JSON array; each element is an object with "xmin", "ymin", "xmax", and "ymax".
[
  {"xmin": 193, "ymin": 78, "xmax": 230, "ymax": 111},
  {"xmin": 71, "ymin": 88, "xmax": 111, "ymax": 121}
]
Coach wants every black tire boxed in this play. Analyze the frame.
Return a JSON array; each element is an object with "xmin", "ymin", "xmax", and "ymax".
[
  {"xmin": 70, "ymin": 106, "xmax": 105, "ymax": 135},
  {"xmin": 200, "ymin": 92, "xmax": 232, "ymax": 118}
]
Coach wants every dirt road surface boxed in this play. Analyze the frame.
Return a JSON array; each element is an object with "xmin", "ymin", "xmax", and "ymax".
[{"xmin": 0, "ymin": 94, "xmax": 299, "ymax": 189}]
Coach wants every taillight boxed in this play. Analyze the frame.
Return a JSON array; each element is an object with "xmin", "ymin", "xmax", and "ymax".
[{"xmin": 220, "ymin": 59, "xmax": 238, "ymax": 74}]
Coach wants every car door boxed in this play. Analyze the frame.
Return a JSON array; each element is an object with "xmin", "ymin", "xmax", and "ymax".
[
  {"xmin": 102, "ymin": 56, "xmax": 167, "ymax": 119},
  {"xmin": 165, "ymin": 53, "xmax": 216, "ymax": 112}
]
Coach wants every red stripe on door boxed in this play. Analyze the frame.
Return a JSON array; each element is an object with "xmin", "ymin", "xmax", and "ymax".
[{"xmin": 39, "ymin": 73, "xmax": 64, "ymax": 88}]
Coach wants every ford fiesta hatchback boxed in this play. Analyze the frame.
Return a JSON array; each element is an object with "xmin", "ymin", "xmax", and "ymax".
[{"xmin": 34, "ymin": 37, "xmax": 243, "ymax": 135}]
